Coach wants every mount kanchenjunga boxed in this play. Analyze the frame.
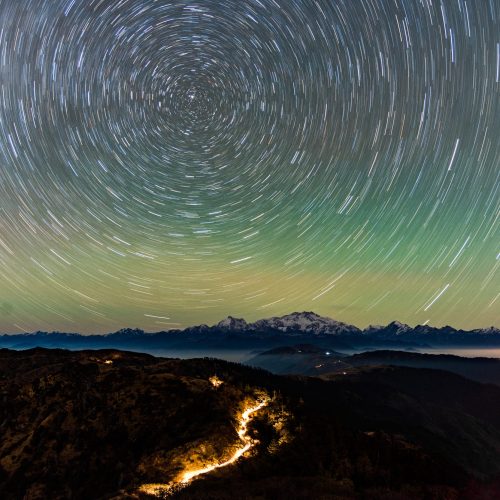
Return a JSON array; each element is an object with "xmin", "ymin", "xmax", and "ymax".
[
  {"xmin": 175, "ymin": 312, "xmax": 361, "ymax": 336},
  {"xmin": 246, "ymin": 311, "xmax": 360, "ymax": 335}
]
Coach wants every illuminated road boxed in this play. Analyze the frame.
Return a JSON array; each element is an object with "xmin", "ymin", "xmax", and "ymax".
[
  {"xmin": 139, "ymin": 397, "xmax": 269, "ymax": 496},
  {"xmin": 180, "ymin": 398, "xmax": 268, "ymax": 483}
]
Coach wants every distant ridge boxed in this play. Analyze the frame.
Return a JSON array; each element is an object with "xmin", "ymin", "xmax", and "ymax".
[{"xmin": 1, "ymin": 311, "xmax": 498, "ymax": 338}]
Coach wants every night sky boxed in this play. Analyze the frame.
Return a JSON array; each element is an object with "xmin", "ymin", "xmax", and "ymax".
[{"xmin": 0, "ymin": 0, "xmax": 498, "ymax": 333}]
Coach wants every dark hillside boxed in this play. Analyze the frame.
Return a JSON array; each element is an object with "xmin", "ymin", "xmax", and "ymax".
[{"xmin": 1, "ymin": 349, "xmax": 500, "ymax": 499}]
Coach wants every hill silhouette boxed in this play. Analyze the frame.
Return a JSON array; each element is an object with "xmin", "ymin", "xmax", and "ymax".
[{"xmin": 1, "ymin": 348, "xmax": 500, "ymax": 498}]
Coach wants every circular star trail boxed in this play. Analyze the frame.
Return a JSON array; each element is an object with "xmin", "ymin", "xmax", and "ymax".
[{"xmin": 0, "ymin": 0, "xmax": 498, "ymax": 333}]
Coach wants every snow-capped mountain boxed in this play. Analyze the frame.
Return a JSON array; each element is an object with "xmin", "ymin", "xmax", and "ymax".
[
  {"xmin": 247, "ymin": 311, "xmax": 361, "ymax": 335},
  {"xmin": 107, "ymin": 328, "xmax": 146, "ymax": 338},
  {"xmin": 216, "ymin": 316, "xmax": 248, "ymax": 330},
  {"xmin": 470, "ymin": 326, "xmax": 500, "ymax": 335},
  {"xmin": 363, "ymin": 321, "xmax": 412, "ymax": 336}
]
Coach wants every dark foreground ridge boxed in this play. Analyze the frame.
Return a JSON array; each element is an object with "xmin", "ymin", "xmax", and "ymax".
[{"xmin": 2, "ymin": 348, "xmax": 500, "ymax": 499}]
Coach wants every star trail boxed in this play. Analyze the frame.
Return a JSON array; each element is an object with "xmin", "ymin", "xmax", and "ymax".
[{"xmin": 0, "ymin": 0, "xmax": 498, "ymax": 333}]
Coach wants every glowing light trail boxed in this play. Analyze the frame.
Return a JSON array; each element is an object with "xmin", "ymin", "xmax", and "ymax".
[
  {"xmin": 181, "ymin": 398, "xmax": 268, "ymax": 484},
  {"xmin": 139, "ymin": 396, "xmax": 269, "ymax": 497}
]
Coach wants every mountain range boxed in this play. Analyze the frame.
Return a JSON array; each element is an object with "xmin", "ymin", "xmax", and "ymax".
[{"xmin": 1, "ymin": 312, "xmax": 498, "ymax": 353}]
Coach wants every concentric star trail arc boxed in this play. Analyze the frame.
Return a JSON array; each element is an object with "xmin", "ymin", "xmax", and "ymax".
[{"xmin": 0, "ymin": 0, "xmax": 498, "ymax": 333}]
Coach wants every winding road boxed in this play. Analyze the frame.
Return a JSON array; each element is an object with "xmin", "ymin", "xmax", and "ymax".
[{"xmin": 139, "ymin": 396, "xmax": 269, "ymax": 496}]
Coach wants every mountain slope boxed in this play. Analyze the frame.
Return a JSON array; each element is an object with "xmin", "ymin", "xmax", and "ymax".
[
  {"xmin": 247, "ymin": 346, "xmax": 500, "ymax": 385},
  {"xmin": 248, "ymin": 311, "xmax": 361, "ymax": 335},
  {"xmin": 0, "ymin": 349, "xmax": 284, "ymax": 499},
  {"xmin": 2, "ymin": 349, "xmax": 500, "ymax": 498}
]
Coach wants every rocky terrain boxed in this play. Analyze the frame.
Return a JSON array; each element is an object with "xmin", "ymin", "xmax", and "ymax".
[
  {"xmin": 0, "ymin": 348, "xmax": 287, "ymax": 499},
  {"xmin": 2, "ymin": 348, "xmax": 500, "ymax": 498}
]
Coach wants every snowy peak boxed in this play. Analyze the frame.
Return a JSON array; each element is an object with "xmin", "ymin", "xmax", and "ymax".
[
  {"xmin": 389, "ymin": 321, "xmax": 408, "ymax": 328},
  {"xmin": 249, "ymin": 311, "xmax": 361, "ymax": 335},
  {"xmin": 471, "ymin": 326, "xmax": 500, "ymax": 335},
  {"xmin": 216, "ymin": 316, "xmax": 248, "ymax": 330},
  {"xmin": 386, "ymin": 321, "xmax": 411, "ymax": 334},
  {"xmin": 107, "ymin": 328, "xmax": 145, "ymax": 337}
]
